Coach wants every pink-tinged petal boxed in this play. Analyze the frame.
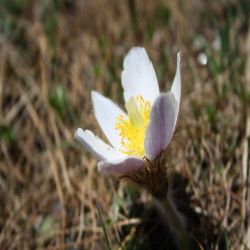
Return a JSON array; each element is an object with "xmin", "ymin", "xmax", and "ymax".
[
  {"xmin": 98, "ymin": 157, "xmax": 144, "ymax": 175},
  {"xmin": 74, "ymin": 128, "xmax": 124, "ymax": 161},
  {"xmin": 144, "ymin": 93, "xmax": 178, "ymax": 160},
  {"xmin": 121, "ymin": 47, "xmax": 160, "ymax": 104},
  {"xmin": 144, "ymin": 53, "xmax": 182, "ymax": 160},
  {"xmin": 91, "ymin": 91, "xmax": 127, "ymax": 150}
]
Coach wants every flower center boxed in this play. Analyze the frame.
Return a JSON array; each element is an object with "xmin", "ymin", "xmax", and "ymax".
[{"xmin": 115, "ymin": 96, "xmax": 151, "ymax": 157}]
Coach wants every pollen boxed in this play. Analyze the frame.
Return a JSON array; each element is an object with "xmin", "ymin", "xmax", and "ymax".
[{"xmin": 115, "ymin": 96, "xmax": 151, "ymax": 157}]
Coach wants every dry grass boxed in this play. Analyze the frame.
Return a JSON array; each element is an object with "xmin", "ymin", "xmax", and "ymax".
[{"xmin": 0, "ymin": 0, "xmax": 250, "ymax": 249}]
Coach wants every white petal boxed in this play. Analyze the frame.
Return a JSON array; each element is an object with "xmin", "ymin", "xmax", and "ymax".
[
  {"xmin": 98, "ymin": 157, "xmax": 144, "ymax": 174},
  {"xmin": 170, "ymin": 52, "xmax": 181, "ymax": 128},
  {"xmin": 74, "ymin": 128, "xmax": 124, "ymax": 161},
  {"xmin": 75, "ymin": 129, "xmax": 144, "ymax": 174},
  {"xmin": 121, "ymin": 47, "xmax": 160, "ymax": 104},
  {"xmin": 91, "ymin": 91, "xmax": 127, "ymax": 150},
  {"xmin": 144, "ymin": 93, "xmax": 178, "ymax": 160}
]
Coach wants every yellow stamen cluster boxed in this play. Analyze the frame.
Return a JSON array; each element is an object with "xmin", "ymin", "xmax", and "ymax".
[{"xmin": 115, "ymin": 96, "xmax": 151, "ymax": 157}]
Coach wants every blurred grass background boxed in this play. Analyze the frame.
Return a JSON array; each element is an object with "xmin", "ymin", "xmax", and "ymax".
[{"xmin": 0, "ymin": 0, "xmax": 250, "ymax": 249}]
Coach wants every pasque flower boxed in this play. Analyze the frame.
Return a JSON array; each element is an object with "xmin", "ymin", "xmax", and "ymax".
[
  {"xmin": 75, "ymin": 53, "xmax": 199, "ymax": 249},
  {"xmin": 75, "ymin": 47, "xmax": 181, "ymax": 175}
]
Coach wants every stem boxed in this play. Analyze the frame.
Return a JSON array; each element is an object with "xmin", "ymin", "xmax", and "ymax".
[{"xmin": 154, "ymin": 196, "xmax": 190, "ymax": 250}]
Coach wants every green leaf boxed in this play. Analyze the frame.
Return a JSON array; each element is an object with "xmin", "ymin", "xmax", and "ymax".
[
  {"xmin": 0, "ymin": 126, "xmax": 16, "ymax": 146},
  {"xmin": 49, "ymin": 84, "xmax": 68, "ymax": 118}
]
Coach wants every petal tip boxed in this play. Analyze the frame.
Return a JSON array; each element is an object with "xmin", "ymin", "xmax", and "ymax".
[
  {"xmin": 74, "ymin": 128, "xmax": 84, "ymax": 140},
  {"xmin": 177, "ymin": 51, "xmax": 182, "ymax": 64},
  {"xmin": 170, "ymin": 52, "xmax": 182, "ymax": 103},
  {"xmin": 124, "ymin": 47, "xmax": 149, "ymax": 67},
  {"xmin": 91, "ymin": 90, "xmax": 99, "ymax": 101},
  {"xmin": 128, "ymin": 46, "xmax": 146, "ymax": 54}
]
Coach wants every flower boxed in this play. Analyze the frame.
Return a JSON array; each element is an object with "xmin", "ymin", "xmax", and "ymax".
[{"xmin": 75, "ymin": 47, "xmax": 181, "ymax": 175}]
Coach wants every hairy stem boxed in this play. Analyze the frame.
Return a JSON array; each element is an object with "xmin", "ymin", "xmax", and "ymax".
[{"xmin": 154, "ymin": 196, "xmax": 192, "ymax": 250}]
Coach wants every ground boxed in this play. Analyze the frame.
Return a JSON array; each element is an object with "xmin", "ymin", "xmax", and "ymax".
[{"xmin": 0, "ymin": 0, "xmax": 250, "ymax": 249}]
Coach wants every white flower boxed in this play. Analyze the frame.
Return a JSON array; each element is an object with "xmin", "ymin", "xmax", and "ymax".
[{"xmin": 75, "ymin": 47, "xmax": 181, "ymax": 174}]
